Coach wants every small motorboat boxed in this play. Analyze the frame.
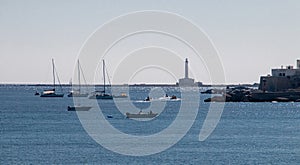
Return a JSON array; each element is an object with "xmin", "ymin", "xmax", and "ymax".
[
  {"xmin": 67, "ymin": 106, "xmax": 92, "ymax": 111},
  {"xmin": 107, "ymin": 115, "xmax": 113, "ymax": 118},
  {"xmin": 125, "ymin": 111, "xmax": 158, "ymax": 118},
  {"xmin": 159, "ymin": 94, "xmax": 178, "ymax": 101},
  {"xmin": 144, "ymin": 96, "xmax": 151, "ymax": 101},
  {"xmin": 170, "ymin": 95, "xmax": 177, "ymax": 100}
]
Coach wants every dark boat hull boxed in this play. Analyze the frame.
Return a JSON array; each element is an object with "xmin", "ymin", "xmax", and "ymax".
[
  {"xmin": 67, "ymin": 106, "xmax": 91, "ymax": 111},
  {"xmin": 67, "ymin": 93, "xmax": 88, "ymax": 97},
  {"xmin": 40, "ymin": 93, "xmax": 64, "ymax": 97},
  {"xmin": 89, "ymin": 95, "xmax": 113, "ymax": 99}
]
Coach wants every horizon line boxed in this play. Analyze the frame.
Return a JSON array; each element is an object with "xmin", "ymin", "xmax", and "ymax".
[{"xmin": 0, "ymin": 82, "xmax": 259, "ymax": 86}]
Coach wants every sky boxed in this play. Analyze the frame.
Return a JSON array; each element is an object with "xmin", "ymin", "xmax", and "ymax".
[{"xmin": 1, "ymin": 0, "xmax": 300, "ymax": 84}]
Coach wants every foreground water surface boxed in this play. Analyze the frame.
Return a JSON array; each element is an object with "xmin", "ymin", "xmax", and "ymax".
[{"xmin": 1, "ymin": 85, "xmax": 300, "ymax": 164}]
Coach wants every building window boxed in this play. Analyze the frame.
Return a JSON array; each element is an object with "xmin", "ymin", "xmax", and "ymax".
[
  {"xmin": 283, "ymin": 73, "xmax": 285, "ymax": 76},
  {"xmin": 279, "ymin": 73, "xmax": 282, "ymax": 76}
]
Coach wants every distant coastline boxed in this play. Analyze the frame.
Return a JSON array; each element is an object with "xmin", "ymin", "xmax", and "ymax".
[{"xmin": 0, "ymin": 83, "xmax": 259, "ymax": 88}]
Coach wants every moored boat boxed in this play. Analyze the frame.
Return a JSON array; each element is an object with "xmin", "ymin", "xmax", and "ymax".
[
  {"xmin": 125, "ymin": 111, "xmax": 158, "ymax": 118},
  {"xmin": 144, "ymin": 96, "xmax": 151, "ymax": 101},
  {"xmin": 40, "ymin": 59, "xmax": 64, "ymax": 97},
  {"xmin": 88, "ymin": 91, "xmax": 113, "ymax": 99},
  {"xmin": 67, "ymin": 106, "xmax": 92, "ymax": 111},
  {"xmin": 68, "ymin": 60, "xmax": 89, "ymax": 97},
  {"xmin": 41, "ymin": 89, "xmax": 64, "ymax": 97},
  {"xmin": 158, "ymin": 94, "xmax": 179, "ymax": 101},
  {"xmin": 89, "ymin": 60, "xmax": 113, "ymax": 100}
]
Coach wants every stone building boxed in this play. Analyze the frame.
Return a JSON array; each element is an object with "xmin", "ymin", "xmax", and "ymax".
[{"xmin": 259, "ymin": 60, "xmax": 300, "ymax": 92}]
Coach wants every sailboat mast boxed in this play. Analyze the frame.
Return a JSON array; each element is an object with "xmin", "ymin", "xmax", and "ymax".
[
  {"xmin": 102, "ymin": 60, "xmax": 105, "ymax": 93},
  {"xmin": 78, "ymin": 60, "xmax": 81, "ymax": 92},
  {"xmin": 52, "ymin": 59, "xmax": 55, "ymax": 89}
]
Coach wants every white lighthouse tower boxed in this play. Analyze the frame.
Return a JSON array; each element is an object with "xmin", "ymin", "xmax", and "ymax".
[
  {"xmin": 178, "ymin": 58, "xmax": 196, "ymax": 87},
  {"xmin": 185, "ymin": 58, "xmax": 189, "ymax": 78}
]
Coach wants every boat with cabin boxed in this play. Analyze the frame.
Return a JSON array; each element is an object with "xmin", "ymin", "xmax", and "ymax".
[{"xmin": 125, "ymin": 110, "xmax": 158, "ymax": 118}]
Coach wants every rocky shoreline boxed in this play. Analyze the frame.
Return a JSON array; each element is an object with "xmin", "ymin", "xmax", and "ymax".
[{"xmin": 204, "ymin": 87, "xmax": 300, "ymax": 102}]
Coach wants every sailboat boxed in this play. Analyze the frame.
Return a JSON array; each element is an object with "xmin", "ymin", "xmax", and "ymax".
[
  {"xmin": 68, "ymin": 60, "xmax": 89, "ymax": 97},
  {"xmin": 40, "ymin": 59, "xmax": 64, "ymax": 97},
  {"xmin": 89, "ymin": 60, "xmax": 113, "ymax": 99}
]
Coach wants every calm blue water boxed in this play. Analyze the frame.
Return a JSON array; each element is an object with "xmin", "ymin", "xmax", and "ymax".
[{"xmin": 1, "ymin": 85, "xmax": 300, "ymax": 164}]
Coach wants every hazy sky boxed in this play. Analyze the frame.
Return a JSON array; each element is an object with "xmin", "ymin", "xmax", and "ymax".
[{"xmin": 1, "ymin": 0, "xmax": 300, "ymax": 84}]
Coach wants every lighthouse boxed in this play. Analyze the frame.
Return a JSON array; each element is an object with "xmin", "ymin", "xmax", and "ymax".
[
  {"xmin": 178, "ymin": 58, "xmax": 196, "ymax": 87},
  {"xmin": 185, "ymin": 58, "xmax": 189, "ymax": 78}
]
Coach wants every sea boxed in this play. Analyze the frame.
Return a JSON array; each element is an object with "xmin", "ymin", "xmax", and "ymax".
[{"xmin": 1, "ymin": 85, "xmax": 300, "ymax": 164}]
